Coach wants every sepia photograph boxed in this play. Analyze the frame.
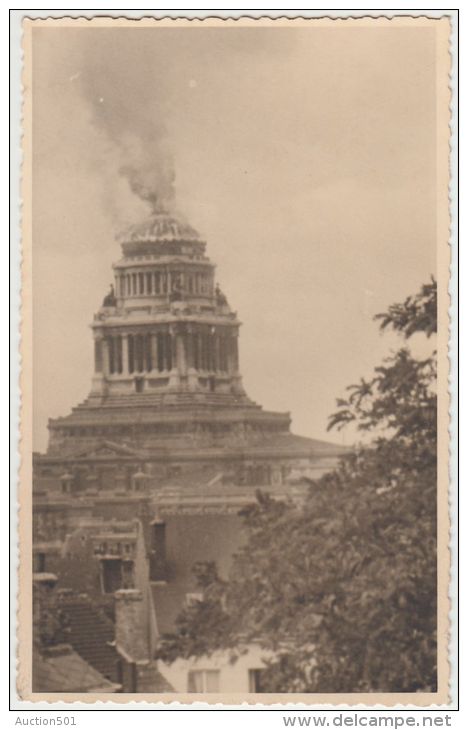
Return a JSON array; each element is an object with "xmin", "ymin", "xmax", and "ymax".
[{"xmin": 17, "ymin": 14, "xmax": 452, "ymax": 705}]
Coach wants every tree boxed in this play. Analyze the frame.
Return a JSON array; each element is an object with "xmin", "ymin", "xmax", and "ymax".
[{"xmin": 157, "ymin": 281, "xmax": 438, "ymax": 693}]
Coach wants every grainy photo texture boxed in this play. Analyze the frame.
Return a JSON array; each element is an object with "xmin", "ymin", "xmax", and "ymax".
[{"xmin": 18, "ymin": 16, "xmax": 451, "ymax": 705}]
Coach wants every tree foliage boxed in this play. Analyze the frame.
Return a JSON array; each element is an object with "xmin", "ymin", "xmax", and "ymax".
[{"xmin": 157, "ymin": 281, "xmax": 438, "ymax": 693}]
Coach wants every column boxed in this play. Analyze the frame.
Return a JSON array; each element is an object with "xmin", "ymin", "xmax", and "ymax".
[
  {"xmin": 151, "ymin": 333, "xmax": 158, "ymax": 372},
  {"xmin": 102, "ymin": 338, "xmax": 110, "ymax": 376},
  {"xmin": 168, "ymin": 328, "xmax": 179, "ymax": 389},
  {"xmin": 122, "ymin": 334, "xmax": 129, "ymax": 375},
  {"xmin": 108, "ymin": 337, "xmax": 116, "ymax": 374},
  {"xmin": 219, "ymin": 336, "xmax": 225, "ymax": 372},
  {"xmin": 214, "ymin": 335, "xmax": 220, "ymax": 372},
  {"xmin": 171, "ymin": 331, "xmax": 177, "ymax": 369},
  {"xmin": 135, "ymin": 335, "xmax": 144, "ymax": 372},
  {"xmin": 185, "ymin": 330, "xmax": 193, "ymax": 369},
  {"xmin": 165, "ymin": 332, "xmax": 173, "ymax": 370},
  {"xmin": 128, "ymin": 334, "xmax": 134, "ymax": 374},
  {"xmin": 145, "ymin": 334, "xmax": 152, "ymax": 372},
  {"xmin": 157, "ymin": 333, "xmax": 164, "ymax": 372},
  {"xmin": 209, "ymin": 333, "xmax": 215, "ymax": 372},
  {"xmin": 227, "ymin": 334, "xmax": 236, "ymax": 374},
  {"xmin": 186, "ymin": 329, "xmax": 198, "ymax": 391},
  {"xmin": 176, "ymin": 330, "xmax": 187, "ymax": 375},
  {"xmin": 114, "ymin": 335, "xmax": 123, "ymax": 374},
  {"xmin": 94, "ymin": 337, "xmax": 103, "ymax": 373},
  {"xmin": 233, "ymin": 336, "xmax": 239, "ymax": 371}
]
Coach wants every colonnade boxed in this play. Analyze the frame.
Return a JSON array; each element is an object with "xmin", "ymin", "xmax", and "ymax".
[
  {"xmin": 115, "ymin": 269, "xmax": 213, "ymax": 298},
  {"xmin": 94, "ymin": 327, "xmax": 239, "ymax": 376}
]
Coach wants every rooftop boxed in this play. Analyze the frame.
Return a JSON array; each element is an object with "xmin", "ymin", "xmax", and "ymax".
[{"xmin": 117, "ymin": 210, "xmax": 202, "ymax": 245}]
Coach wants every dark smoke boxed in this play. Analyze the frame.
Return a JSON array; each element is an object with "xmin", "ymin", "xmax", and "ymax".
[{"xmin": 78, "ymin": 35, "xmax": 177, "ymax": 217}]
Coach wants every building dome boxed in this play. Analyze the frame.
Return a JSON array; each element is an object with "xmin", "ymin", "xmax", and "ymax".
[{"xmin": 117, "ymin": 210, "xmax": 202, "ymax": 245}]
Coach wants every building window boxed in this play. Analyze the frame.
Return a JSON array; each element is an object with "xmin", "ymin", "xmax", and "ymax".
[
  {"xmin": 33, "ymin": 552, "xmax": 46, "ymax": 573},
  {"xmin": 101, "ymin": 558, "xmax": 122, "ymax": 594},
  {"xmin": 248, "ymin": 668, "xmax": 266, "ymax": 693},
  {"xmin": 150, "ymin": 521, "xmax": 167, "ymax": 581},
  {"xmin": 135, "ymin": 377, "xmax": 144, "ymax": 393},
  {"xmin": 187, "ymin": 670, "xmax": 220, "ymax": 693}
]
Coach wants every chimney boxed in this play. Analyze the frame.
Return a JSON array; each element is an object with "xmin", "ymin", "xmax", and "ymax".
[{"xmin": 114, "ymin": 588, "xmax": 149, "ymax": 663}]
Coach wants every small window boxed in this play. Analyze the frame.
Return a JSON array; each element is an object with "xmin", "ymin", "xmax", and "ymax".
[
  {"xmin": 187, "ymin": 669, "xmax": 220, "ymax": 693},
  {"xmin": 101, "ymin": 558, "xmax": 122, "ymax": 594},
  {"xmin": 33, "ymin": 552, "xmax": 46, "ymax": 573},
  {"xmin": 150, "ymin": 522, "xmax": 167, "ymax": 581},
  {"xmin": 248, "ymin": 668, "xmax": 266, "ymax": 693},
  {"xmin": 135, "ymin": 377, "xmax": 144, "ymax": 393}
]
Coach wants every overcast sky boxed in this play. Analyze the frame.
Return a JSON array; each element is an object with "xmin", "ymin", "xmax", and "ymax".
[{"xmin": 32, "ymin": 24, "xmax": 437, "ymax": 452}]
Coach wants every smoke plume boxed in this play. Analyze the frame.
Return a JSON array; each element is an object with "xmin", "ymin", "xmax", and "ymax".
[{"xmin": 78, "ymin": 35, "xmax": 177, "ymax": 222}]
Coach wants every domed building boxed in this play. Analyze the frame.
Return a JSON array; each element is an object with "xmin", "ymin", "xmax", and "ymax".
[
  {"xmin": 33, "ymin": 209, "xmax": 345, "ymax": 650},
  {"xmin": 48, "ymin": 209, "xmax": 288, "ymax": 457}
]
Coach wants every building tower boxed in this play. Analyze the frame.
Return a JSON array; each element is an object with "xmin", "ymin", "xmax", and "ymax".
[
  {"xmin": 90, "ymin": 210, "xmax": 245, "ymax": 401},
  {"xmin": 46, "ymin": 209, "xmax": 295, "ymax": 456},
  {"xmin": 33, "ymin": 207, "xmax": 346, "ymax": 641}
]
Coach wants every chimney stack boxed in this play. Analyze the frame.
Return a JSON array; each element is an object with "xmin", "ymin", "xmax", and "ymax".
[{"xmin": 114, "ymin": 589, "xmax": 149, "ymax": 663}]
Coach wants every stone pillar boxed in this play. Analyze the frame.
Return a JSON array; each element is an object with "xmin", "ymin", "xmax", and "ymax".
[
  {"xmin": 114, "ymin": 589, "xmax": 149, "ymax": 663},
  {"xmin": 233, "ymin": 336, "xmax": 239, "ymax": 371},
  {"xmin": 214, "ymin": 335, "xmax": 220, "ymax": 372},
  {"xmin": 176, "ymin": 330, "xmax": 187, "ymax": 376},
  {"xmin": 102, "ymin": 338, "xmax": 110, "ymax": 376},
  {"xmin": 150, "ymin": 333, "xmax": 158, "ymax": 372},
  {"xmin": 168, "ymin": 329, "xmax": 179, "ymax": 389},
  {"xmin": 94, "ymin": 337, "xmax": 103, "ymax": 373},
  {"xmin": 230, "ymin": 334, "xmax": 244, "ymax": 394},
  {"xmin": 121, "ymin": 335, "xmax": 129, "ymax": 375}
]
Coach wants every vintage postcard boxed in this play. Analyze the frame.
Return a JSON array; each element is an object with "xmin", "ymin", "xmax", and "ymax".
[{"xmin": 17, "ymin": 15, "xmax": 453, "ymax": 705}]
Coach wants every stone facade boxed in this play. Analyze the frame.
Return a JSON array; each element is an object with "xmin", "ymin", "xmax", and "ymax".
[{"xmin": 33, "ymin": 209, "xmax": 346, "ymax": 679}]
